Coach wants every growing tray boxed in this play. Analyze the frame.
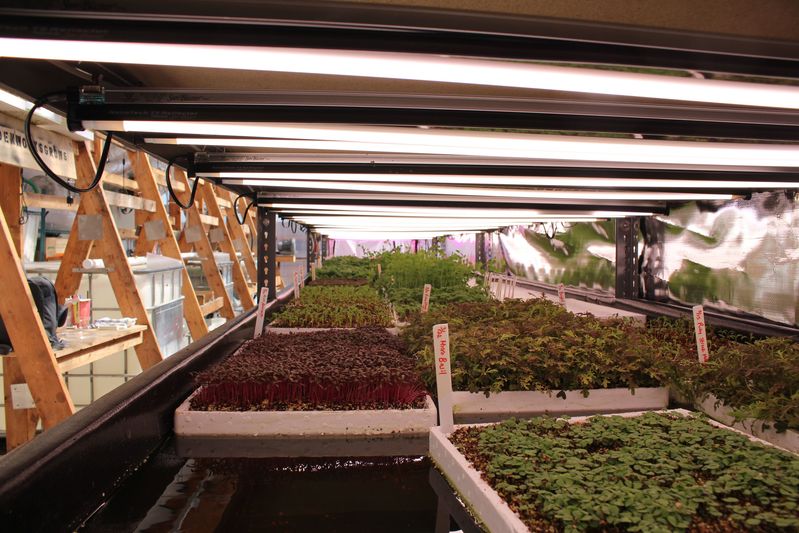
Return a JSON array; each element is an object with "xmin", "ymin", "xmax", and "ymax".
[
  {"xmin": 697, "ymin": 393, "xmax": 799, "ymax": 453},
  {"xmin": 174, "ymin": 388, "xmax": 437, "ymax": 438},
  {"xmin": 451, "ymin": 386, "xmax": 668, "ymax": 423},
  {"xmin": 429, "ymin": 409, "xmax": 789, "ymax": 533}
]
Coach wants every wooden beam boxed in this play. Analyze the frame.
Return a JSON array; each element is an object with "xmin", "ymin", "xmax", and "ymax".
[
  {"xmin": 103, "ymin": 190, "xmax": 156, "ymax": 212},
  {"xmin": 118, "ymin": 228, "xmax": 137, "ymax": 240},
  {"xmin": 173, "ymin": 170, "xmax": 235, "ymax": 320},
  {"xmin": 218, "ymin": 188, "xmax": 257, "ymax": 284},
  {"xmin": 200, "ymin": 183, "xmax": 255, "ymax": 310},
  {"xmin": 102, "ymin": 170, "xmax": 188, "ymax": 194},
  {"xmin": 0, "ymin": 201, "xmax": 74, "ymax": 432},
  {"xmin": 199, "ymin": 297, "xmax": 223, "ymax": 315},
  {"xmin": 133, "ymin": 151, "xmax": 209, "ymax": 341},
  {"xmin": 24, "ymin": 193, "xmax": 78, "ymax": 212},
  {"xmin": 1, "ymin": 164, "xmax": 43, "ymax": 450},
  {"xmin": 198, "ymin": 213, "xmax": 218, "ymax": 227},
  {"xmin": 58, "ymin": 143, "xmax": 163, "ymax": 369},
  {"xmin": 54, "ymin": 150, "xmax": 95, "ymax": 302},
  {"xmin": 215, "ymin": 196, "xmax": 232, "ymax": 209},
  {"xmin": 0, "ymin": 164, "xmax": 23, "ymax": 257},
  {"xmin": 26, "ymin": 191, "xmax": 156, "ymax": 213}
]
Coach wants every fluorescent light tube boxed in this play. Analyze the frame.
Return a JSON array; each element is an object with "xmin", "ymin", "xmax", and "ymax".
[
  {"xmin": 0, "ymin": 88, "xmax": 62, "ymax": 123},
  {"xmin": 222, "ymin": 178, "xmax": 732, "ymax": 200},
  {"xmin": 137, "ymin": 125, "xmax": 799, "ymax": 167},
  {"xmin": 294, "ymin": 216, "xmax": 598, "ymax": 226},
  {"xmin": 5, "ymin": 38, "xmax": 799, "ymax": 109},
  {"xmin": 264, "ymin": 203, "xmax": 652, "ymax": 217},
  {"xmin": 322, "ymin": 230, "xmax": 477, "ymax": 238},
  {"xmin": 208, "ymin": 171, "xmax": 799, "ymax": 190}
]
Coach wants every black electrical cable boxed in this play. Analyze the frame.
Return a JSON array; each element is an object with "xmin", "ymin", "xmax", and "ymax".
[
  {"xmin": 25, "ymin": 92, "xmax": 113, "ymax": 194},
  {"xmin": 232, "ymin": 193, "xmax": 255, "ymax": 225},
  {"xmin": 165, "ymin": 156, "xmax": 201, "ymax": 209}
]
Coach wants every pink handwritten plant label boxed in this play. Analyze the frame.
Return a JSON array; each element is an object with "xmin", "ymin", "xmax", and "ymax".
[
  {"xmin": 253, "ymin": 287, "xmax": 269, "ymax": 338},
  {"xmin": 433, "ymin": 323, "xmax": 454, "ymax": 432},
  {"xmin": 558, "ymin": 283, "xmax": 566, "ymax": 305},
  {"xmin": 293, "ymin": 271, "xmax": 300, "ymax": 299},
  {"xmin": 692, "ymin": 305, "xmax": 710, "ymax": 363},
  {"xmin": 421, "ymin": 284, "xmax": 432, "ymax": 313}
]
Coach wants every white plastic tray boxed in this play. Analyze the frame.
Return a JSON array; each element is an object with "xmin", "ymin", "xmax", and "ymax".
[
  {"xmin": 452, "ymin": 386, "xmax": 669, "ymax": 423},
  {"xmin": 175, "ymin": 389, "xmax": 437, "ymax": 438}
]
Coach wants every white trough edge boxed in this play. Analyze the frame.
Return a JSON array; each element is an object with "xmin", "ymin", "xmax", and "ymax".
[
  {"xmin": 175, "ymin": 389, "xmax": 437, "ymax": 438},
  {"xmin": 452, "ymin": 387, "xmax": 668, "ymax": 422},
  {"xmin": 265, "ymin": 325, "xmax": 400, "ymax": 335},
  {"xmin": 430, "ymin": 409, "xmax": 792, "ymax": 533},
  {"xmin": 697, "ymin": 393, "xmax": 799, "ymax": 454}
]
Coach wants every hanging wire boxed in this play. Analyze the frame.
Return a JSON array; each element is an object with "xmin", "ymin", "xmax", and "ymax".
[
  {"xmin": 24, "ymin": 91, "xmax": 113, "ymax": 193},
  {"xmin": 232, "ymin": 193, "xmax": 256, "ymax": 225},
  {"xmin": 165, "ymin": 156, "xmax": 201, "ymax": 209}
]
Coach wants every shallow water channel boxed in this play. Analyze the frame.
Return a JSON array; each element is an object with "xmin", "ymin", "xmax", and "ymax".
[{"xmin": 80, "ymin": 437, "xmax": 483, "ymax": 532}]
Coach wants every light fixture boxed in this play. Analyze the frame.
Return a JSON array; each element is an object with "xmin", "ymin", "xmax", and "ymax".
[
  {"xmin": 205, "ymin": 171, "xmax": 799, "ymax": 190},
  {"xmin": 321, "ymin": 230, "xmax": 478, "ymax": 239},
  {"xmin": 0, "ymin": 88, "xmax": 94, "ymax": 140},
  {"xmin": 223, "ymin": 178, "xmax": 732, "ymax": 200},
  {"xmin": 5, "ymin": 37, "xmax": 799, "ymax": 109},
  {"xmin": 135, "ymin": 124, "xmax": 799, "ymax": 167},
  {"xmin": 262, "ymin": 203, "xmax": 653, "ymax": 217}
]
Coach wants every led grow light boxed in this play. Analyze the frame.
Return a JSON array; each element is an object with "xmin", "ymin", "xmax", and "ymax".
[
  {"xmin": 136, "ymin": 125, "xmax": 799, "ymax": 167},
  {"xmin": 205, "ymin": 172, "xmax": 799, "ymax": 190},
  {"xmin": 223, "ymin": 178, "xmax": 732, "ymax": 200},
  {"xmin": 4, "ymin": 38, "xmax": 799, "ymax": 109}
]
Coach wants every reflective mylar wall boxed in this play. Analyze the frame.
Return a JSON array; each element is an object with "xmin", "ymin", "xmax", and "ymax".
[
  {"xmin": 493, "ymin": 221, "xmax": 617, "ymax": 291},
  {"xmin": 644, "ymin": 192, "xmax": 799, "ymax": 326},
  {"xmin": 492, "ymin": 191, "xmax": 799, "ymax": 327}
]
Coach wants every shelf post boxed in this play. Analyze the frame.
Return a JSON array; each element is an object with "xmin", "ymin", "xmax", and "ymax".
[
  {"xmin": 257, "ymin": 207, "xmax": 277, "ymax": 301},
  {"xmin": 615, "ymin": 217, "xmax": 640, "ymax": 299}
]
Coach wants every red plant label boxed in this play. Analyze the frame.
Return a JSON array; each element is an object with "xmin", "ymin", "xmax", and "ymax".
[
  {"xmin": 421, "ymin": 283, "xmax": 432, "ymax": 314},
  {"xmin": 692, "ymin": 305, "xmax": 710, "ymax": 363},
  {"xmin": 558, "ymin": 283, "xmax": 566, "ymax": 305},
  {"xmin": 253, "ymin": 287, "xmax": 269, "ymax": 339},
  {"xmin": 433, "ymin": 323, "xmax": 454, "ymax": 433},
  {"xmin": 293, "ymin": 271, "xmax": 301, "ymax": 299}
]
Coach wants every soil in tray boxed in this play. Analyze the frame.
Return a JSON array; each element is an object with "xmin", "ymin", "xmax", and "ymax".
[
  {"xmin": 191, "ymin": 328, "xmax": 427, "ymax": 411},
  {"xmin": 80, "ymin": 442, "xmax": 442, "ymax": 533},
  {"xmin": 449, "ymin": 412, "xmax": 799, "ymax": 532}
]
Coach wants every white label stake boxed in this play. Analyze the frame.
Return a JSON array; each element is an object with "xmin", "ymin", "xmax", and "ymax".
[
  {"xmin": 253, "ymin": 287, "xmax": 269, "ymax": 338},
  {"xmin": 558, "ymin": 283, "xmax": 566, "ymax": 305},
  {"xmin": 421, "ymin": 284, "xmax": 432, "ymax": 314},
  {"xmin": 293, "ymin": 271, "xmax": 301, "ymax": 299},
  {"xmin": 311, "ymin": 263, "xmax": 317, "ymax": 281},
  {"xmin": 692, "ymin": 305, "xmax": 710, "ymax": 363},
  {"xmin": 433, "ymin": 323, "xmax": 454, "ymax": 433},
  {"xmin": 377, "ymin": 263, "xmax": 382, "ymax": 276}
]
